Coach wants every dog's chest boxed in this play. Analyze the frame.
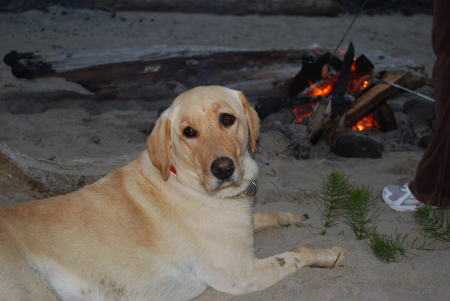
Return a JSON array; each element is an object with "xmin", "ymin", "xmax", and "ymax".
[{"xmin": 36, "ymin": 259, "xmax": 208, "ymax": 301}]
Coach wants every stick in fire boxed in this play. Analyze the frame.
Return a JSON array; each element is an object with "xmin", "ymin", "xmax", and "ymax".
[{"xmin": 308, "ymin": 43, "xmax": 355, "ymax": 145}]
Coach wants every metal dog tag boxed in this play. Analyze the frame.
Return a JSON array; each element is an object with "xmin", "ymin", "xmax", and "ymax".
[{"xmin": 243, "ymin": 180, "xmax": 257, "ymax": 197}]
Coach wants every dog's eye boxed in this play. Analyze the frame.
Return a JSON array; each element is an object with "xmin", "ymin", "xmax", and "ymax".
[
  {"xmin": 220, "ymin": 113, "xmax": 235, "ymax": 127},
  {"xmin": 183, "ymin": 126, "xmax": 197, "ymax": 138}
]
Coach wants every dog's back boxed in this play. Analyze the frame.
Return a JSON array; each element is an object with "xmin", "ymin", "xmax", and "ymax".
[{"xmin": 0, "ymin": 155, "xmax": 209, "ymax": 300}]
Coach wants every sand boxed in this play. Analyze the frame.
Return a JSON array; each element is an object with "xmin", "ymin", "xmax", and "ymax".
[{"xmin": 1, "ymin": 6, "xmax": 448, "ymax": 301}]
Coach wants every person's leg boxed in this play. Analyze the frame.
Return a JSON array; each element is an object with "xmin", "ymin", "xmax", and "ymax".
[
  {"xmin": 383, "ymin": 0, "xmax": 450, "ymax": 211},
  {"xmin": 409, "ymin": 0, "xmax": 450, "ymax": 207}
]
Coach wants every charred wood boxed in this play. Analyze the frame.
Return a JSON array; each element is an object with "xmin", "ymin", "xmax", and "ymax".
[
  {"xmin": 3, "ymin": 51, "xmax": 55, "ymax": 79},
  {"xmin": 375, "ymin": 102, "xmax": 397, "ymax": 132},
  {"xmin": 330, "ymin": 42, "xmax": 354, "ymax": 120},
  {"xmin": 345, "ymin": 72, "xmax": 404, "ymax": 127},
  {"xmin": 3, "ymin": 47, "xmax": 309, "ymax": 101},
  {"xmin": 287, "ymin": 52, "xmax": 342, "ymax": 97},
  {"xmin": 307, "ymin": 43, "xmax": 355, "ymax": 145},
  {"xmin": 331, "ymin": 134, "xmax": 383, "ymax": 158}
]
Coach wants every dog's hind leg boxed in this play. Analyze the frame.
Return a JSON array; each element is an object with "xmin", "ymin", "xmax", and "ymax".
[{"xmin": 252, "ymin": 211, "xmax": 309, "ymax": 232}]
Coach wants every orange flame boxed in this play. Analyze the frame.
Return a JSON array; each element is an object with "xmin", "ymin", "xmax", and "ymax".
[
  {"xmin": 293, "ymin": 55, "xmax": 376, "ymax": 127},
  {"xmin": 352, "ymin": 113, "xmax": 381, "ymax": 131},
  {"xmin": 307, "ymin": 78, "xmax": 337, "ymax": 97},
  {"xmin": 362, "ymin": 80, "xmax": 370, "ymax": 89}
]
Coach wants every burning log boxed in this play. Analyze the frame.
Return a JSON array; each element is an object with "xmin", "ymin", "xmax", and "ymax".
[
  {"xmin": 308, "ymin": 71, "xmax": 403, "ymax": 144},
  {"xmin": 374, "ymin": 102, "xmax": 398, "ymax": 132},
  {"xmin": 287, "ymin": 51, "xmax": 342, "ymax": 97},
  {"xmin": 345, "ymin": 72, "xmax": 404, "ymax": 127},
  {"xmin": 307, "ymin": 43, "xmax": 355, "ymax": 144}
]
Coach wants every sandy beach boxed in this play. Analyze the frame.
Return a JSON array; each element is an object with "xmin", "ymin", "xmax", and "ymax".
[{"xmin": 1, "ymin": 6, "xmax": 447, "ymax": 301}]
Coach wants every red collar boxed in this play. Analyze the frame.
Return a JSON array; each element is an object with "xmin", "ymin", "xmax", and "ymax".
[{"xmin": 170, "ymin": 165, "xmax": 177, "ymax": 175}]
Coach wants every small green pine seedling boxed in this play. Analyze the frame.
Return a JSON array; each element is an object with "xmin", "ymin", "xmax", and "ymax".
[
  {"xmin": 316, "ymin": 171, "xmax": 352, "ymax": 235},
  {"xmin": 369, "ymin": 232, "xmax": 409, "ymax": 263},
  {"xmin": 341, "ymin": 185, "xmax": 377, "ymax": 239}
]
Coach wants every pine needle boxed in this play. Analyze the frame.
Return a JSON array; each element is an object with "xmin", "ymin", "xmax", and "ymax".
[
  {"xmin": 341, "ymin": 185, "xmax": 377, "ymax": 240},
  {"xmin": 315, "ymin": 171, "xmax": 352, "ymax": 235},
  {"xmin": 368, "ymin": 232, "xmax": 409, "ymax": 263},
  {"xmin": 313, "ymin": 171, "xmax": 418, "ymax": 263},
  {"xmin": 415, "ymin": 206, "xmax": 450, "ymax": 242}
]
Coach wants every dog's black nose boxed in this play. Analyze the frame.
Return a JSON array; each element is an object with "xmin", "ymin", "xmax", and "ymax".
[{"xmin": 211, "ymin": 157, "xmax": 235, "ymax": 180}]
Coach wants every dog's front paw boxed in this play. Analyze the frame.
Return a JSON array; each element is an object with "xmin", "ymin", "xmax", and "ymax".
[
  {"xmin": 289, "ymin": 245, "xmax": 346, "ymax": 269},
  {"xmin": 328, "ymin": 246, "xmax": 346, "ymax": 268},
  {"xmin": 278, "ymin": 212, "xmax": 309, "ymax": 227}
]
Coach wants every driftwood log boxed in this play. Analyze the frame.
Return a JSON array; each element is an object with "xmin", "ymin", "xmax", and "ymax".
[
  {"xmin": 0, "ymin": 143, "xmax": 130, "ymax": 194},
  {"xmin": 3, "ymin": 46, "xmax": 310, "ymax": 101},
  {"xmin": 0, "ymin": 0, "xmax": 342, "ymax": 16}
]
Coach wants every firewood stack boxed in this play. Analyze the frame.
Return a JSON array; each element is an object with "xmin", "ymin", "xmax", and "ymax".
[{"xmin": 283, "ymin": 43, "xmax": 404, "ymax": 146}]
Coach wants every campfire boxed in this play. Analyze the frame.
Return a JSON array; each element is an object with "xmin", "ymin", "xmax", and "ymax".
[
  {"xmin": 3, "ymin": 44, "xmax": 431, "ymax": 159},
  {"xmin": 292, "ymin": 83, "xmax": 381, "ymax": 133},
  {"xmin": 288, "ymin": 43, "xmax": 397, "ymax": 136},
  {"xmin": 255, "ymin": 42, "xmax": 405, "ymax": 151}
]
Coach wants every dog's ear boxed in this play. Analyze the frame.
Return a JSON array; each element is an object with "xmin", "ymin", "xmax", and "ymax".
[
  {"xmin": 147, "ymin": 117, "xmax": 171, "ymax": 180},
  {"xmin": 238, "ymin": 92, "xmax": 260, "ymax": 153}
]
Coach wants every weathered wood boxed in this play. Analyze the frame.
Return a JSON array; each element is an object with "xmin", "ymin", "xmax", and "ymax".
[
  {"xmin": 4, "ymin": 47, "xmax": 310, "ymax": 100},
  {"xmin": 307, "ymin": 43, "xmax": 354, "ymax": 145},
  {"xmin": 0, "ymin": 143, "xmax": 129, "ymax": 194},
  {"xmin": 287, "ymin": 51, "xmax": 342, "ymax": 97},
  {"xmin": 331, "ymin": 134, "xmax": 383, "ymax": 158},
  {"xmin": 0, "ymin": 0, "xmax": 342, "ymax": 16},
  {"xmin": 375, "ymin": 102, "xmax": 397, "ymax": 132},
  {"xmin": 345, "ymin": 72, "xmax": 404, "ymax": 127},
  {"xmin": 0, "ymin": 151, "xmax": 48, "ymax": 194},
  {"xmin": 307, "ymin": 96, "xmax": 347, "ymax": 145},
  {"xmin": 330, "ymin": 42, "xmax": 354, "ymax": 120},
  {"xmin": 308, "ymin": 97, "xmax": 331, "ymax": 144}
]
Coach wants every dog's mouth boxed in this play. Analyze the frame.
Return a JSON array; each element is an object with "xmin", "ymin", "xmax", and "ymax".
[
  {"xmin": 207, "ymin": 172, "xmax": 240, "ymax": 191},
  {"xmin": 207, "ymin": 177, "xmax": 257, "ymax": 199},
  {"xmin": 236, "ymin": 179, "xmax": 258, "ymax": 197}
]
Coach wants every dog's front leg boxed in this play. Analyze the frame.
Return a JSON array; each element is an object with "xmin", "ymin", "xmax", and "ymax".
[
  {"xmin": 252, "ymin": 211, "xmax": 308, "ymax": 232},
  {"xmin": 205, "ymin": 246, "xmax": 344, "ymax": 295}
]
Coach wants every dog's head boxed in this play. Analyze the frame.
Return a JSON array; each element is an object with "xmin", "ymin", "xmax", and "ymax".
[{"xmin": 147, "ymin": 86, "xmax": 260, "ymax": 197}]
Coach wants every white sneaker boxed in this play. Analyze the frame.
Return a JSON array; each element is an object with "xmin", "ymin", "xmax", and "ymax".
[{"xmin": 382, "ymin": 184, "xmax": 422, "ymax": 212}]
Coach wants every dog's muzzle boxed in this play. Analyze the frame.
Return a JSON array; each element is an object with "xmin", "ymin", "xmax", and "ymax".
[{"xmin": 211, "ymin": 157, "xmax": 235, "ymax": 180}]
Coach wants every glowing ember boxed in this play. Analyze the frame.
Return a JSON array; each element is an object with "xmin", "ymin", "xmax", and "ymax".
[
  {"xmin": 352, "ymin": 113, "xmax": 381, "ymax": 131},
  {"xmin": 292, "ymin": 103, "xmax": 316, "ymax": 124},
  {"xmin": 362, "ymin": 80, "xmax": 370, "ymax": 89},
  {"xmin": 307, "ymin": 79, "xmax": 337, "ymax": 97}
]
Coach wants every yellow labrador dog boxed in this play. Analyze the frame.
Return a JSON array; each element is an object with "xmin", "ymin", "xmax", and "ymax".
[{"xmin": 0, "ymin": 86, "xmax": 344, "ymax": 301}]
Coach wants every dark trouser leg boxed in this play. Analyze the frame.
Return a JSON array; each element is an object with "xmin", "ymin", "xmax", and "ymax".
[{"xmin": 409, "ymin": 0, "xmax": 450, "ymax": 206}]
